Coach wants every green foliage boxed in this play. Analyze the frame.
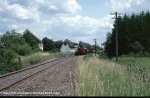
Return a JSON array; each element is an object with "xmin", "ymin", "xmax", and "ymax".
[
  {"xmin": 0, "ymin": 30, "xmax": 26, "ymax": 47},
  {"xmin": 42, "ymin": 37, "xmax": 54, "ymax": 51},
  {"xmin": 79, "ymin": 41, "xmax": 99, "ymax": 53},
  {"xmin": 0, "ymin": 62, "xmax": 22, "ymax": 75},
  {"xmin": 0, "ymin": 48, "xmax": 16, "ymax": 64},
  {"xmin": 0, "ymin": 30, "xmax": 34, "ymax": 75},
  {"xmin": 113, "ymin": 56, "xmax": 150, "ymax": 86},
  {"xmin": 97, "ymin": 51, "xmax": 108, "ymax": 59},
  {"xmin": 143, "ymin": 52, "xmax": 150, "ymax": 57},
  {"xmin": 23, "ymin": 29, "xmax": 39, "ymax": 50},
  {"xmin": 77, "ymin": 57, "xmax": 150, "ymax": 96},
  {"xmin": 73, "ymin": 42, "xmax": 78, "ymax": 46},
  {"xmin": 42, "ymin": 37, "xmax": 62, "ymax": 52},
  {"xmin": 49, "ymin": 52, "xmax": 74, "ymax": 58},
  {"xmin": 11, "ymin": 43, "xmax": 32, "ymax": 56},
  {"xmin": 103, "ymin": 32, "xmax": 115, "ymax": 57},
  {"xmin": 33, "ymin": 47, "xmax": 41, "ymax": 53},
  {"xmin": 0, "ymin": 30, "xmax": 33, "ymax": 65},
  {"xmin": 55, "ymin": 40, "xmax": 63, "ymax": 49},
  {"xmin": 130, "ymin": 41, "xmax": 144, "ymax": 54},
  {"xmin": 83, "ymin": 53, "xmax": 93, "ymax": 60},
  {"xmin": 104, "ymin": 11, "xmax": 150, "ymax": 57},
  {"xmin": 50, "ymin": 49, "xmax": 59, "ymax": 53}
]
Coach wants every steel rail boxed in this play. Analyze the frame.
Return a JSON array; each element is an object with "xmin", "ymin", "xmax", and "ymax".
[{"xmin": 0, "ymin": 56, "xmax": 74, "ymax": 91}]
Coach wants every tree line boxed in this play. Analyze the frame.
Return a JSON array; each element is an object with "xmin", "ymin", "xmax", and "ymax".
[
  {"xmin": 0, "ymin": 29, "xmax": 96, "ymax": 65},
  {"xmin": 42, "ymin": 37, "xmax": 63, "ymax": 52},
  {"xmin": 0, "ymin": 29, "xmax": 39, "ymax": 65},
  {"xmin": 79, "ymin": 41, "xmax": 101, "ymax": 53},
  {"xmin": 103, "ymin": 11, "xmax": 150, "ymax": 57}
]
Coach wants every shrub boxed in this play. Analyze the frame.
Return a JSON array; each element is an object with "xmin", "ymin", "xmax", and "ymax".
[
  {"xmin": 0, "ymin": 62, "xmax": 21, "ymax": 74},
  {"xmin": 98, "ymin": 51, "xmax": 108, "ymax": 59},
  {"xmin": 33, "ymin": 47, "xmax": 41, "ymax": 53},
  {"xmin": 143, "ymin": 52, "xmax": 150, "ymax": 57},
  {"xmin": 0, "ymin": 48, "xmax": 17, "ymax": 64},
  {"xmin": 50, "ymin": 48, "xmax": 59, "ymax": 53},
  {"xmin": 11, "ymin": 43, "xmax": 32, "ymax": 56}
]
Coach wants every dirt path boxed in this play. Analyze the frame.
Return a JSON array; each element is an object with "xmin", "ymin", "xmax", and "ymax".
[{"xmin": 1, "ymin": 56, "xmax": 78, "ymax": 96}]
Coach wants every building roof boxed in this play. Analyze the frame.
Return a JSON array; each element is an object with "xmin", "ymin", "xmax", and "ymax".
[
  {"xmin": 31, "ymin": 33, "xmax": 42, "ymax": 43},
  {"xmin": 63, "ymin": 39, "xmax": 75, "ymax": 48},
  {"xmin": 24, "ymin": 30, "xmax": 42, "ymax": 43}
]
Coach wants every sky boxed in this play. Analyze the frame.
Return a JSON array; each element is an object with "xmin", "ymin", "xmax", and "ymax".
[{"xmin": 0, "ymin": 0, "xmax": 150, "ymax": 46}]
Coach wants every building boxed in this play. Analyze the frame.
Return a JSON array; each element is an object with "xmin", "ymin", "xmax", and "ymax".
[{"xmin": 60, "ymin": 39, "xmax": 77, "ymax": 52}]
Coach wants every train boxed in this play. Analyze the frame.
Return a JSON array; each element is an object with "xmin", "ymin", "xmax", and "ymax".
[{"xmin": 75, "ymin": 46, "xmax": 88, "ymax": 55}]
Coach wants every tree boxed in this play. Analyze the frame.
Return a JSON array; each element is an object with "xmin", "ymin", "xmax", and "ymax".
[
  {"xmin": 0, "ymin": 30, "xmax": 26, "ymax": 47},
  {"xmin": 104, "ymin": 11, "xmax": 150, "ymax": 57},
  {"xmin": 79, "ymin": 41, "xmax": 96, "ymax": 53},
  {"xmin": 103, "ymin": 32, "xmax": 115, "ymax": 57},
  {"xmin": 0, "ymin": 30, "xmax": 33, "ymax": 65},
  {"xmin": 42, "ymin": 37, "xmax": 54, "ymax": 51},
  {"xmin": 54, "ymin": 40, "xmax": 63, "ymax": 51},
  {"xmin": 11, "ymin": 44, "xmax": 32, "ymax": 56},
  {"xmin": 23, "ymin": 29, "xmax": 38, "ymax": 50}
]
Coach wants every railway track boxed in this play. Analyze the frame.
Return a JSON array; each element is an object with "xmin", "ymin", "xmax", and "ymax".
[{"xmin": 0, "ymin": 56, "xmax": 74, "ymax": 92}]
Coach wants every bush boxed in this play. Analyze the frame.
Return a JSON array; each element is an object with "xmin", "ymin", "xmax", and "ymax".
[
  {"xmin": 0, "ymin": 48, "xmax": 17, "ymax": 64},
  {"xmin": 98, "ymin": 51, "xmax": 108, "ymax": 59},
  {"xmin": 33, "ymin": 47, "xmax": 41, "ymax": 53},
  {"xmin": 12, "ymin": 43, "xmax": 32, "ymax": 56},
  {"xmin": 143, "ymin": 52, "xmax": 150, "ymax": 57},
  {"xmin": 127, "ymin": 51, "xmax": 150, "ymax": 57},
  {"xmin": 0, "ymin": 62, "xmax": 22, "ymax": 74},
  {"xmin": 83, "ymin": 53, "xmax": 93, "ymax": 60}
]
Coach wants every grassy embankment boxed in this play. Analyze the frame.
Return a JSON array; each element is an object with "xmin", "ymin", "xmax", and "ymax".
[
  {"xmin": 0, "ymin": 52, "xmax": 74, "ymax": 75},
  {"xmin": 113, "ymin": 56, "xmax": 150, "ymax": 73},
  {"xmin": 21, "ymin": 52, "xmax": 74, "ymax": 67},
  {"xmin": 76, "ymin": 54, "xmax": 150, "ymax": 96}
]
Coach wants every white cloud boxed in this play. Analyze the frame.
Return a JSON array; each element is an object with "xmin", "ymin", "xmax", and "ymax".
[
  {"xmin": 59, "ymin": 14, "xmax": 114, "ymax": 44},
  {"xmin": 0, "ymin": 7, "xmax": 3, "ymax": 12},
  {"xmin": 60, "ymin": 15, "xmax": 100, "ymax": 34},
  {"xmin": 0, "ymin": 0, "xmax": 40, "ymax": 21},
  {"xmin": 0, "ymin": 0, "xmax": 113, "ymax": 46},
  {"xmin": 64, "ymin": 0, "xmax": 82, "ymax": 14},
  {"xmin": 106, "ymin": 0, "xmax": 131, "ymax": 10},
  {"xmin": 48, "ymin": 5, "xmax": 58, "ymax": 11},
  {"xmin": 34, "ymin": 0, "xmax": 81, "ymax": 15},
  {"xmin": 106, "ymin": 0, "xmax": 149, "ymax": 13}
]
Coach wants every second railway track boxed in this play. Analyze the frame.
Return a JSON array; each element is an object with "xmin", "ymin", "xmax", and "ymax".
[{"xmin": 0, "ymin": 56, "xmax": 74, "ymax": 91}]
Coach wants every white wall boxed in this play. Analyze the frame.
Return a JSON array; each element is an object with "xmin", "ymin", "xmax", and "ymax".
[
  {"xmin": 38, "ymin": 43, "xmax": 43, "ymax": 51},
  {"xmin": 70, "ymin": 48, "xmax": 77, "ymax": 52},
  {"xmin": 60, "ymin": 44, "xmax": 70, "ymax": 52},
  {"xmin": 60, "ymin": 44, "xmax": 77, "ymax": 52}
]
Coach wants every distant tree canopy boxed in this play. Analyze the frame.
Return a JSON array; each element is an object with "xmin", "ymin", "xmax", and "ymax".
[
  {"xmin": 0, "ymin": 30, "xmax": 32, "ymax": 64},
  {"xmin": 42, "ymin": 37, "xmax": 62, "ymax": 52},
  {"xmin": 79, "ymin": 41, "xmax": 100, "ymax": 53},
  {"xmin": 103, "ymin": 11, "xmax": 150, "ymax": 57},
  {"xmin": 0, "ymin": 30, "xmax": 26, "ymax": 48},
  {"xmin": 23, "ymin": 29, "xmax": 39, "ymax": 50}
]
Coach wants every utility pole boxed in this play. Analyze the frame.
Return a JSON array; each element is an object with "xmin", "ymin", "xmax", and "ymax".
[
  {"xmin": 94, "ymin": 39, "xmax": 97, "ymax": 56},
  {"xmin": 110, "ymin": 12, "xmax": 123, "ymax": 63}
]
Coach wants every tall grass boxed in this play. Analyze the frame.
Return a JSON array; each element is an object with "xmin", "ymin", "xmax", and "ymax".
[
  {"xmin": 116, "ymin": 57, "xmax": 150, "ymax": 73},
  {"xmin": 111, "ymin": 57, "xmax": 150, "ymax": 85},
  {"xmin": 0, "ymin": 52, "xmax": 74, "ymax": 75},
  {"xmin": 20, "ymin": 52, "xmax": 74, "ymax": 67},
  {"xmin": 76, "ymin": 56, "xmax": 150, "ymax": 96}
]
